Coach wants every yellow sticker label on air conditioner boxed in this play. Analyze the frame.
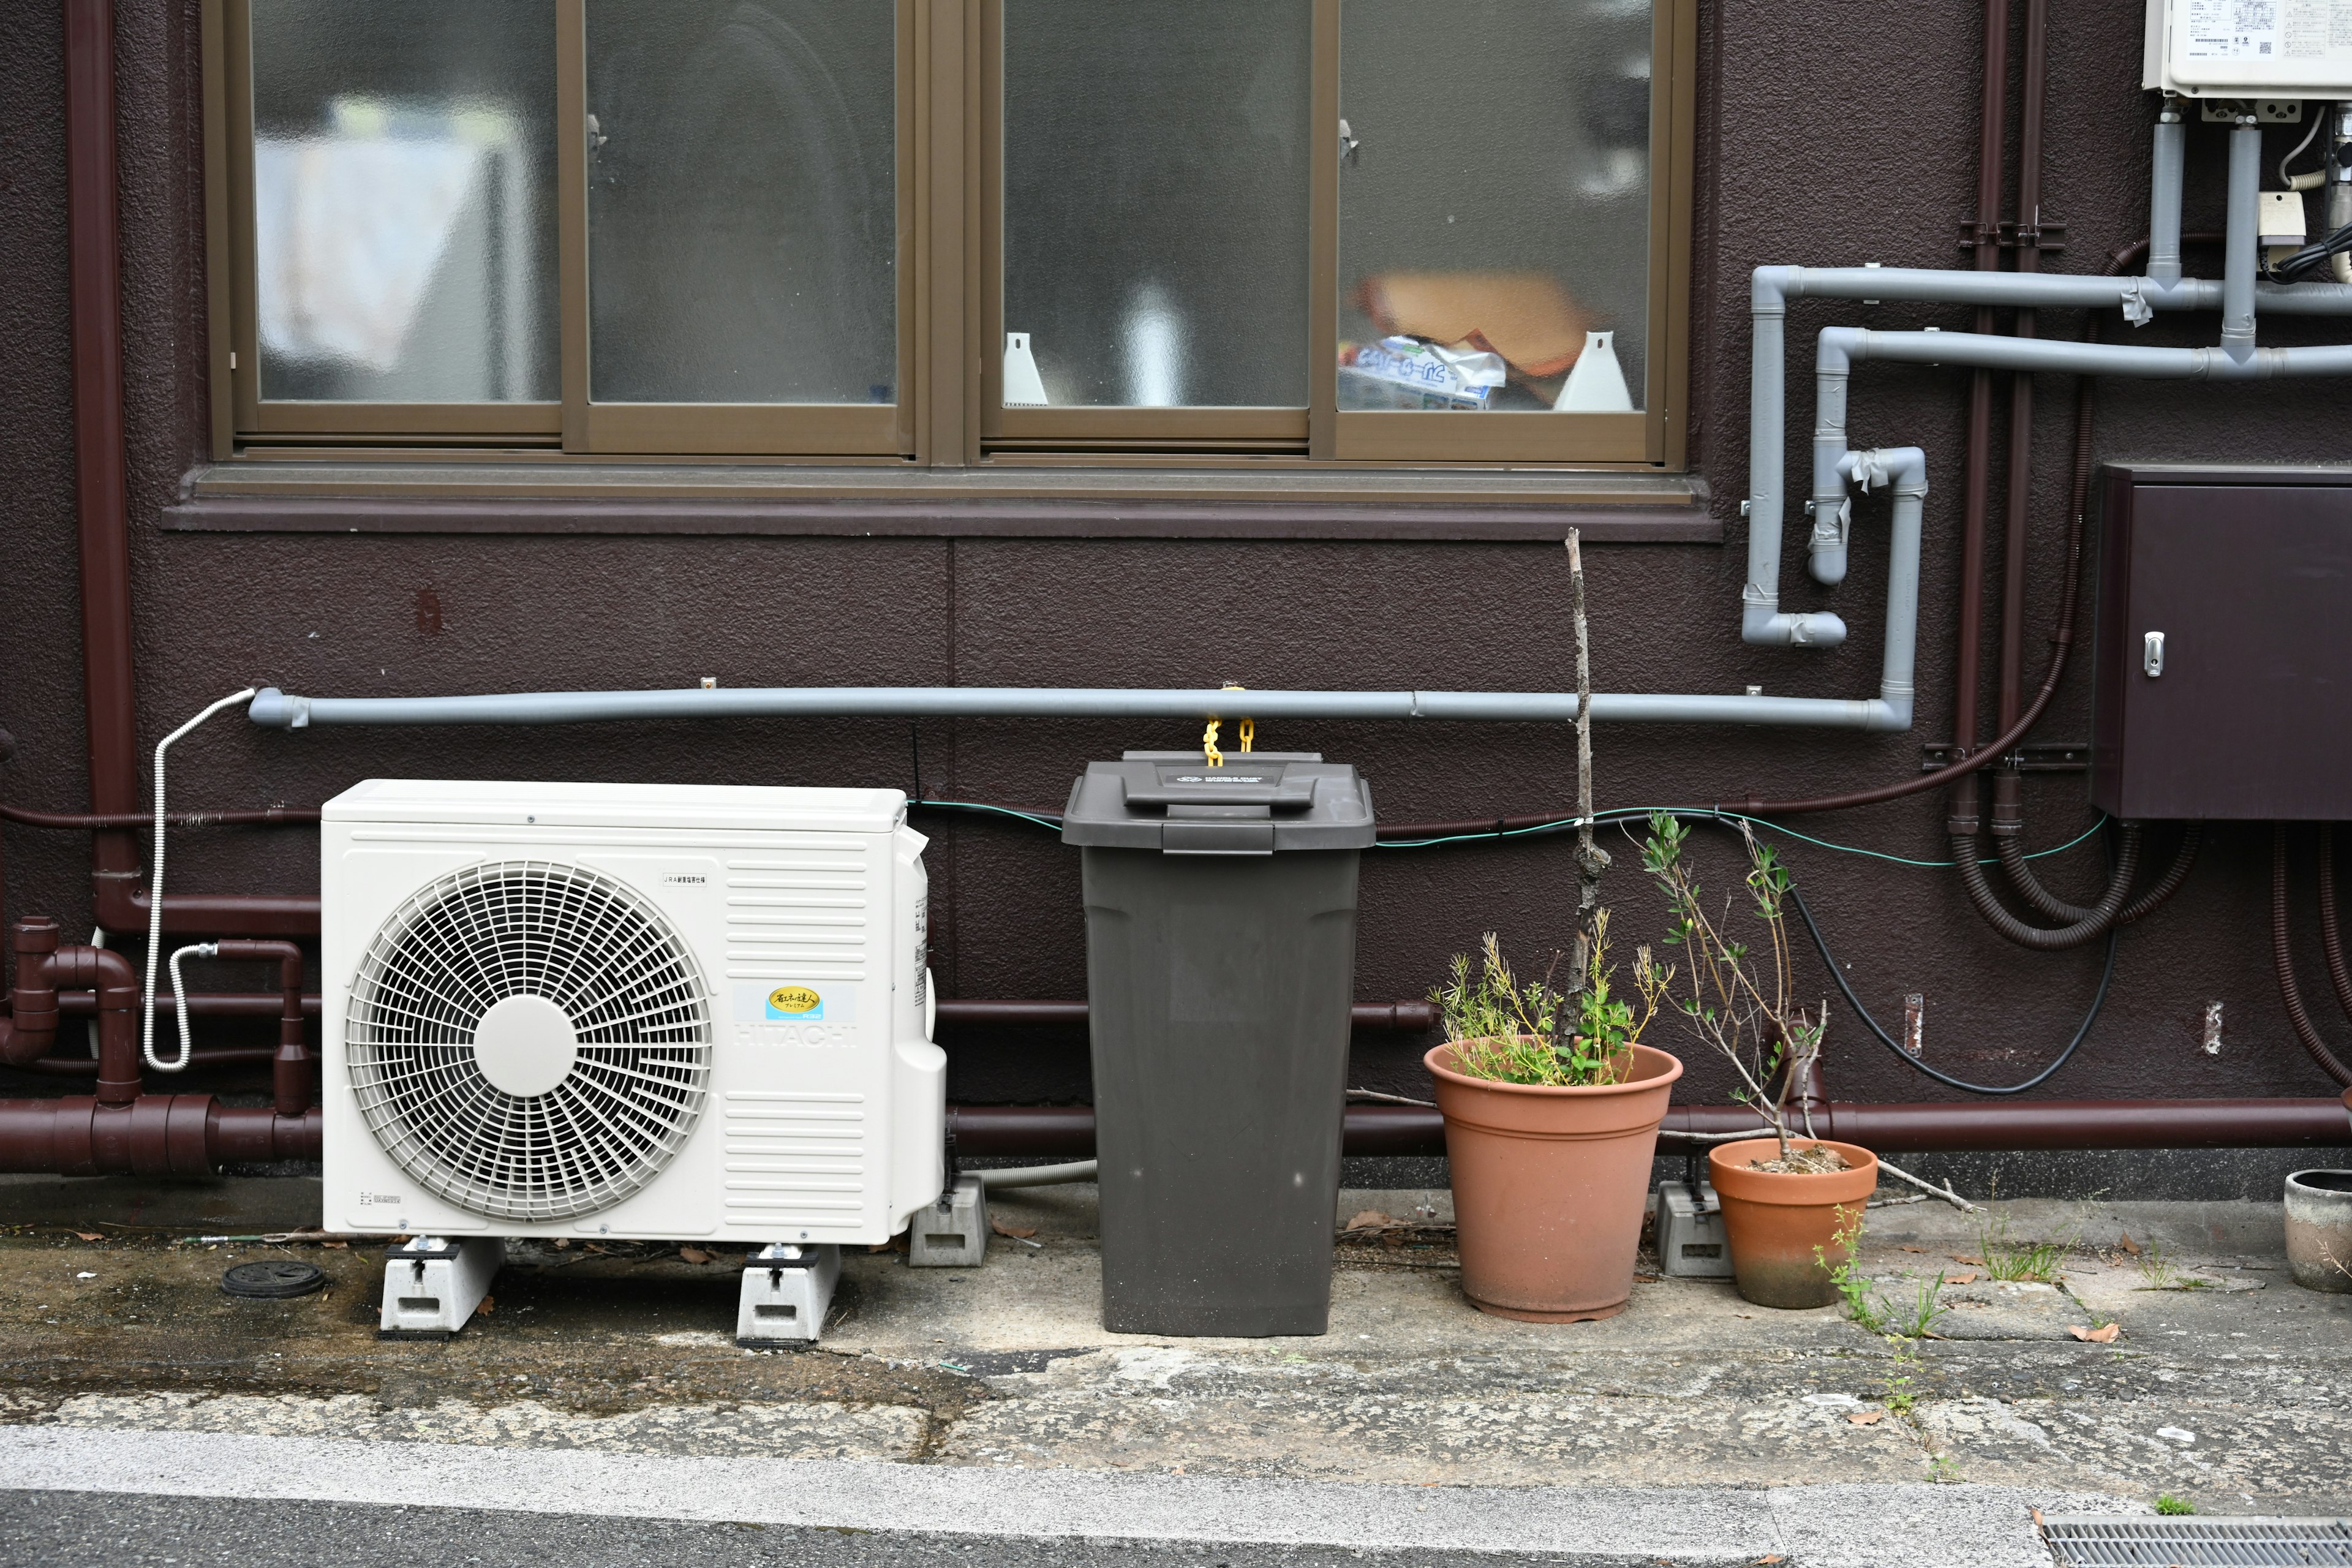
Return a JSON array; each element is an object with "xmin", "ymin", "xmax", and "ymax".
[{"xmin": 766, "ymin": 986, "xmax": 823, "ymax": 1019}]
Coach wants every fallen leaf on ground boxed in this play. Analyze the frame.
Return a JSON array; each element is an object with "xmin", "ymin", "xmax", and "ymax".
[
  {"xmin": 1949, "ymin": 1254, "xmax": 1984, "ymax": 1266},
  {"xmin": 1846, "ymin": 1409, "xmax": 1884, "ymax": 1425},
  {"xmin": 476, "ymin": 1296, "xmax": 496, "ymax": 1315},
  {"xmin": 1757, "ymin": 1558, "xmax": 1786, "ymax": 1565},
  {"xmin": 1943, "ymin": 1272, "xmax": 1978, "ymax": 1285},
  {"xmin": 990, "ymin": 1219, "xmax": 1038, "ymax": 1240},
  {"xmin": 678, "ymin": 1246, "xmax": 713, "ymax": 1265},
  {"xmin": 2117, "ymin": 1232, "xmax": 2142, "ymax": 1255},
  {"xmin": 72, "ymin": 1232, "xmax": 102, "ymax": 1242},
  {"xmin": 1346, "ymin": 1210, "xmax": 1393, "ymax": 1230},
  {"xmin": 2067, "ymin": 1322, "xmax": 2120, "ymax": 1343},
  {"xmin": 1898, "ymin": 1245, "xmax": 1925, "ymax": 1253}
]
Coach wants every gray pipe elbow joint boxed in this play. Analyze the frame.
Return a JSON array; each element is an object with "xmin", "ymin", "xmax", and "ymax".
[
  {"xmin": 247, "ymin": 688, "xmax": 308, "ymax": 729},
  {"xmin": 1751, "ymin": 266, "xmax": 1800, "ymax": 313}
]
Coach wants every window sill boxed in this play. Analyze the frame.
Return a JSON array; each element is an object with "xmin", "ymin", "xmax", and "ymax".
[{"xmin": 168, "ymin": 461, "xmax": 1717, "ymax": 543}]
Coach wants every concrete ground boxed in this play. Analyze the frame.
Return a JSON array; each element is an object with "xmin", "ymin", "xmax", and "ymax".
[{"xmin": 0, "ymin": 1172, "xmax": 2345, "ymax": 1565}]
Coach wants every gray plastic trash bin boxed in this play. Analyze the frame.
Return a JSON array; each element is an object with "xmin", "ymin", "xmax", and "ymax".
[{"xmin": 1060, "ymin": 750, "xmax": 1377, "ymax": 1336}]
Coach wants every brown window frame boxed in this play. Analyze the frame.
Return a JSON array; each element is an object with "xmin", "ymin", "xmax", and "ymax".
[{"xmin": 203, "ymin": 0, "xmax": 1695, "ymax": 471}]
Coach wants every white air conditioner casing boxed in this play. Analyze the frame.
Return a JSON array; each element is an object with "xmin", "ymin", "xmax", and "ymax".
[
  {"xmin": 320, "ymin": 779, "xmax": 943, "ymax": 1246},
  {"xmin": 2146, "ymin": 0, "xmax": 2352, "ymax": 97}
]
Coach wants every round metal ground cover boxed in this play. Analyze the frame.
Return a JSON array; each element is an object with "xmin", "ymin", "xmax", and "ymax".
[{"xmin": 221, "ymin": 1260, "xmax": 325, "ymax": 1299}]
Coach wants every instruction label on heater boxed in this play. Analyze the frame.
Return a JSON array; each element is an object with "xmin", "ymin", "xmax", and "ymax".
[{"xmin": 2182, "ymin": 0, "xmax": 2352, "ymax": 59}]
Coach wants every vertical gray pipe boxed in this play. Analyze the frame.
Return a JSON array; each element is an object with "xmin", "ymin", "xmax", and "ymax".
[
  {"xmin": 1810, "ymin": 361, "xmax": 1853, "ymax": 584},
  {"xmin": 1747, "ymin": 272, "xmax": 1787, "ymax": 621},
  {"xmin": 1875, "ymin": 454, "xmax": 1927, "ymax": 720},
  {"xmin": 2224, "ymin": 118, "xmax": 2263, "ymax": 352},
  {"xmin": 1744, "ymin": 269, "xmax": 1848, "ymax": 647},
  {"xmin": 2149, "ymin": 106, "xmax": 2187, "ymax": 287}
]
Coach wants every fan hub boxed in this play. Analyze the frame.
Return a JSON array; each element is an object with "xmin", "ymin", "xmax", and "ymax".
[{"xmin": 470, "ymin": 994, "xmax": 581, "ymax": 1098}]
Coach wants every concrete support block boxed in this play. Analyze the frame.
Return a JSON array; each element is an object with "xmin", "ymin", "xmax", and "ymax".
[
  {"xmin": 736, "ymin": 1243, "xmax": 840, "ymax": 1346},
  {"xmin": 377, "ymin": 1236, "xmax": 506, "ymax": 1338},
  {"xmin": 907, "ymin": 1174, "xmax": 988, "ymax": 1268}
]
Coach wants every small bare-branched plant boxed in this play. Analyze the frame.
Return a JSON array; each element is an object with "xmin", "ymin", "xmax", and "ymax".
[
  {"xmin": 1434, "ymin": 916, "xmax": 1666, "ymax": 1088},
  {"xmin": 1642, "ymin": 811, "xmax": 1837, "ymax": 1169}
]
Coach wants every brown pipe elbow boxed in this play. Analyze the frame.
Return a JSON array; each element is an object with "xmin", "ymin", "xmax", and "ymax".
[
  {"xmin": 47, "ymin": 941, "xmax": 140, "ymax": 1104},
  {"xmin": 213, "ymin": 940, "xmax": 311, "ymax": 1117}
]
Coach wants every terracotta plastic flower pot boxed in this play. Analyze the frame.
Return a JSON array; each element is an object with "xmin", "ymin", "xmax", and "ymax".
[
  {"xmin": 1707, "ymin": 1137, "xmax": 1880, "ymax": 1309},
  {"xmin": 1425, "ymin": 1041, "xmax": 1683, "ymax": 1322}
]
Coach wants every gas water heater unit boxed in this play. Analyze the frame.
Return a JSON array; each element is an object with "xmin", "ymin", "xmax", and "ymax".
[
  {"xmin": 320, "ymin": 779, "xmax": 944, "ymax": 1248},
  {"xmin": 2144, "ymin": 0, "xmax": 2352, "ymax": 99}
]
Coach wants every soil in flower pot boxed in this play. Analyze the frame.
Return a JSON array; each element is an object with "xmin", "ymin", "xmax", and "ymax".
[
  {"xmin": 1427, "ymin": 1040, "xmax": 1684, "ymax": 1321},
  {"xmin": 1707, "ymin": 1137, "xmax": 1879, "ymax": 1309}
]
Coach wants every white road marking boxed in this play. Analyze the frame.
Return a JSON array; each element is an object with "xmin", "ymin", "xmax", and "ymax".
[{"xmin": 0, "ymin": 1425, "xmax": 2098, "ymax": 1566}]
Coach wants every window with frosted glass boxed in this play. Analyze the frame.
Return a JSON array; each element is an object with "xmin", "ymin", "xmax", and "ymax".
[
  {"xmin": 1338, "ymin": 0, "xmax": 1652, "ymax": 415},
  {"xmin": 586, "ymin": 0, "xmax": 897, "ymax": 407},
  {"xmin": 1000, "ymin": 1, "xmax": 1312, "ymax": 410},
  {"xmin": 249, "ymin": 0, "xmax": 559, "ymax": 404}
]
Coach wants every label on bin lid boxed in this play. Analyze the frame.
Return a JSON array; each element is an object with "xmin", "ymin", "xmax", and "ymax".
[{"xmin": 1121, "ymin": 763, "xmax": 1317, "ymax": 812}]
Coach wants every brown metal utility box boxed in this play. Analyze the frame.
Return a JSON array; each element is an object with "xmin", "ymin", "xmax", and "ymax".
[{"xmin": 2093, "ymin": 465, "xmax": 2352, "ymax": 821}]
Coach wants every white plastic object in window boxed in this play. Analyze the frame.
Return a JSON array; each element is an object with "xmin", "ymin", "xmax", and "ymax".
[
  {"xmin": 1553, "ymin": 331, "xmax": 1633, "ymax": 412},
  {"xmin": 1003, "ymin": 333, "xmax": 1049, "ymax": 406}
]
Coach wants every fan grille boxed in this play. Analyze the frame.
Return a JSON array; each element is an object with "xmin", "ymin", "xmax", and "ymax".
[{"xmin": 347, "ymin": 859, "xmax": 714, "ymax": 1222}]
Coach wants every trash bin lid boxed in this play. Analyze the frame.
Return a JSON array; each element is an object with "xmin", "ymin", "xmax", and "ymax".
[{"xmin": 1060, "ymin": 752, "xmax": 1376, "ymax": 855}]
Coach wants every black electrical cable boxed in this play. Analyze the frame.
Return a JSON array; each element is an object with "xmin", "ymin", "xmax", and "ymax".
[
  {"xmin": 1786, "ymin": 867, "xmax": 2118, "ymax": 1096},
  {"xmin": 1638, "ymin": 808, "xmax": 2119, "ymax": 1095}
]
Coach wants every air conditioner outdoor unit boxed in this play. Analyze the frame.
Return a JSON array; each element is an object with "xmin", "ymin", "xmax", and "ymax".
[{"xmin": 320, "ymin": 779, "xmax": 944, "ymax": 1338}]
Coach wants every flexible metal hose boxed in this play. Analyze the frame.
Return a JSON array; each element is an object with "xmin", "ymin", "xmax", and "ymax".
[
  {"xmin": 2269, "ymin": 823, "xmax": 2352, "ymax": 1087},
  {"xmin": 2312, "ymin": 825, "xmax": 2352, "ymax": 1060},
  {"xmin": 1996, "ymin": 821, "xmax": 2201, "ymax": 927},
  {"xmin": 1952, "ymin": 823, "xmax": 2143, "ymax": 950}
]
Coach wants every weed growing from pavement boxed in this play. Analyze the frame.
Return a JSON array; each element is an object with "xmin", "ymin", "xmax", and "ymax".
[
  {"xmin": 1975, "ymin": 1207, "xmax": 2074, "ymax": 1283},
  {"xmin": 1926, "ymin": 1453, "xmax": 1963, "ymax": 1483},
  {"xmin": 2135, "ymin": 1242, "xmax": 2213, "ymax": 1292},
  {"xmin": 2155, "ymin": 1493, "xmax": 2196, "ymax": 1515},
  {"xmin": 1879, "ymin": 1338, "xmax": 1921, "ymax": 1415},
  {"xmin": 1819, "ymin": 1212, "xmax": 1948, "ymax": 1340}
]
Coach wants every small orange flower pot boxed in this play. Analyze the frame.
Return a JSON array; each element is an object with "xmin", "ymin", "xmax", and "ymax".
[{"xmin": 1707, "ymin": 1137, "xmax": 1879, "ymax": 1309}]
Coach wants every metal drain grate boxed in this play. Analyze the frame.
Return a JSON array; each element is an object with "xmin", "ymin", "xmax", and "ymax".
[{"xmin": 2041, "ymin": 1515, "xmax": 2352, "ymax": 1566}]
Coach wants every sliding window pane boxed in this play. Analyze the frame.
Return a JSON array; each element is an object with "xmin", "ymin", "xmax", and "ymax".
[
  {"xmin": 1339, "ymin": 0, "xmax": 1651, "ymax": 413},
  {"xmin": 249, "ymin": 0, "xmax": 558, "ymax": 404},
  {"xmin": 586, "ymin": 0, "xmax": 897, "ymax": 406},
  {"xmin": 1002, "ymin": 1, "xmax": 1311, "ymax": 409}
]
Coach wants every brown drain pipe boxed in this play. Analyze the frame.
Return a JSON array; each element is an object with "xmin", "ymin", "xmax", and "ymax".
[
  {"xmin": 0, "ymin": 914, "xmax": 321, "ymax": 1174},
  {"xmin": 948, "ymin": 1096, "xmax": 2352, "ymax": 1159},
  {"xmin": 59, "ymin": 0, "xmax": 314, "ymax": 940}
]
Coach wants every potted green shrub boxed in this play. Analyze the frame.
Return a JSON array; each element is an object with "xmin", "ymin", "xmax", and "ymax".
[
  {"xmin": 1423, "ymin": 919, "xmax": 1683, "ymax": 1321},
  {"xmin": 1642, "ymin": 812, "xmax": 1879, "ymax": 1309}
]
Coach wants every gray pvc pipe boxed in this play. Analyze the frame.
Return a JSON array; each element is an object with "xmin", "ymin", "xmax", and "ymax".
[
  {"xmin": 249, "ymin": 684, "xmax": 1907, "ymax": 733},
  {"xmin": 1819, "ymin": 325, "xmax": 2352, "ymax": 380},
  {"xmin": 2225, "ymin": 119, "xmax": 2263, "ymax": 352},
  {"xmin": 2149, "ymin": 109, "xmax": 2187, "ymax": 287}
]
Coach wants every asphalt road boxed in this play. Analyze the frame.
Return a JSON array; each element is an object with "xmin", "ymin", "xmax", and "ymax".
[{"xmin": 0, "ymin": 1490, "xmax": 1667, "ymax": 1568}]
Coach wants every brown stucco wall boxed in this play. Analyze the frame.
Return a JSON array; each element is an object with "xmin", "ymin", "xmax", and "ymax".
[{"xmin": 4, "ymin": 0, "xmax": 2351, "ymax": 1120}]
